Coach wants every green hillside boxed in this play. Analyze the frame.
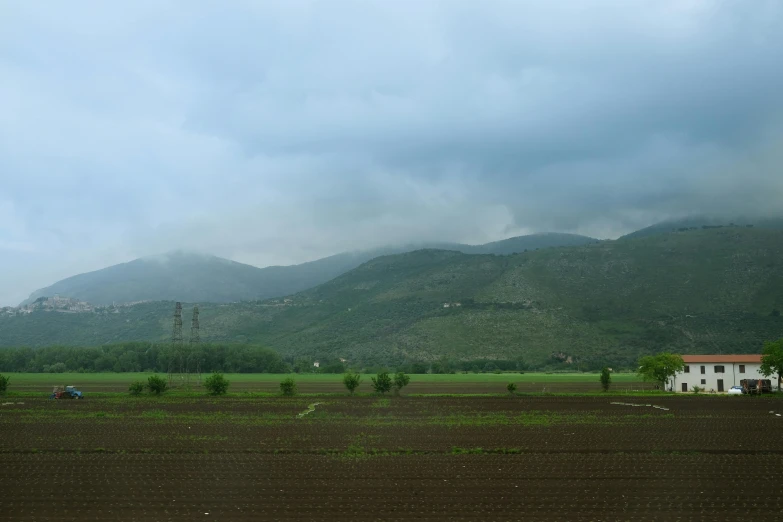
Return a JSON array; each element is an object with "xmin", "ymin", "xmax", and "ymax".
[
  {"xmin": 22, "ymin": 252, "xmax": 275, "ymax": 306},
  {"xmin": 3, "ymin": 228, "xmax": 782, "ymax": 369},
  {"xmin": 620, "ymin": 215, "xmax": 783, "ymax": 240},
  {"xmin": 21, "ymin": 233, "xmax": 596, "ymax": 306}
]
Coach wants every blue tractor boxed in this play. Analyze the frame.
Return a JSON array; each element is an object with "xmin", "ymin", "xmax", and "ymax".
[{"xmin": 50, "ymin": 385, "xmax": 83, "ymax": 399}]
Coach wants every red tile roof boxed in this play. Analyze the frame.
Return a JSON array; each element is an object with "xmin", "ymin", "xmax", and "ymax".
[{"xmin": 682, "ymin": 355, "xmax": 762, "ymax": 363}]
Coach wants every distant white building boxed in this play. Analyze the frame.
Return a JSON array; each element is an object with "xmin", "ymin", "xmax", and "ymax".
[
  {"xmin": 666, "ymin": 355, "xmax": 777, "ymax": 393},
  {"xmin": 313, "ymin": 362, "xmax": 320, "ymax": 368}
]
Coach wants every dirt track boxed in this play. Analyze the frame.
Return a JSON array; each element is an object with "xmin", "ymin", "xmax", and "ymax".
[{"xmin": 1, "ymin": 395, "xmax": 781, "ymax": 521}]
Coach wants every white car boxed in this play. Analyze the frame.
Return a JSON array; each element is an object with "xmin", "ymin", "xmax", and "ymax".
[{"xmin": 727, "ymin": 385, "xmax": 744, "ymax": 395}]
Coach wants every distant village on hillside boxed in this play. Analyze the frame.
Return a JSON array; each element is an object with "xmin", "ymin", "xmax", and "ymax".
[{"xmin": 0, "ymin": 295, "xmax": 148, "ymax": 317}]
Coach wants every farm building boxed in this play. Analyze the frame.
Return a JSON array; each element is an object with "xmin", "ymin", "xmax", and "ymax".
[{"xmin": 666, "ymin": 355, "xmax": 777, "ymax": 393}]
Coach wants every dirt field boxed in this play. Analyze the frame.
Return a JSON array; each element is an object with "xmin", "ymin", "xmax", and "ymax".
[{"xmin": 1, "ymin": 395, "xmax": 781, "ymax": 521}]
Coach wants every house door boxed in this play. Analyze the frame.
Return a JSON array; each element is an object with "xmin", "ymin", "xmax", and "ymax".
[
  {"xmin": 681, "ymin": 383, "xmax": 688, "ymax": 392},
  {"xmin": 717, "ymin": 379, "xmax": 724, "ymax": 392}
]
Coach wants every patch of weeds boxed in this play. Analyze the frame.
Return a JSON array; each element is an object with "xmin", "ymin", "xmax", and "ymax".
[
  {"xmin": 451, "ymin": 447, "xmax": 523, "ymax": 455},
  {"xmin": 140, "ymin": 410, "xmax": 168, "ymax": 420},
  {"xmin": 371, "ymin": 398, "xmax": 391, "ymax": 408},
  {"xmin": 174, "ymin": 435, "xmax": 229, "ymax": 442},
  {"xmin": 650, "ymin": 450, "xmax": 702, "ymax": 456}
]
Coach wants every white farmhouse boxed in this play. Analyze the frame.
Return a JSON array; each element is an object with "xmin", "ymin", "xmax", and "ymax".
[{"xmin": 666, "ymin": 355, "xmax": 777, "ymax": 393}]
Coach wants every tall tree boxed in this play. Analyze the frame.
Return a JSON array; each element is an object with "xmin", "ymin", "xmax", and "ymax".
[
  {"xmin": 600, "ymin": 367, "xmax": 612, "ymax": 392},
  {"xmin": 637, "ymin": 353, "xmax": 684, "ymax": 390},
  {"xmin": 760, "ymin": 338, "xmax": 783, "ymax": 390}
]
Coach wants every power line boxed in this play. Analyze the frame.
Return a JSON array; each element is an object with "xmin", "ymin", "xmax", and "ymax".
[
  {"xmin": 168, "ymin": 302, "xmax": 184, "ymax": 385},
  {"xmin": 189, "ymin": 305, "xmax": 201, "ymax": 383}
]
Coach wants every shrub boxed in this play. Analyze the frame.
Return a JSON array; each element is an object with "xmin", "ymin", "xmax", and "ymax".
[
  {"xmin": 204, "ymin": 372, "xmax": 230, "ymax": 396},
  {"xmin": 280, "ymin": 377, "xmax": 297, "ymax": 396},
  {"xmin": 146, "ymin": 374, "xmax": 168, "ymax": 395},
  {"xmin": 0, "ymin": 374, "xmax": 8, "ymax": 394},
  {"xmin": 507, "ymin": 382, "xmax": 517, "ymax": 394},
  {"xmin": 343, "ymin": 373, "xmax": 362, "ymax": 395},
  {"xmin": 600, "ymin": 367, "xmax": 612, "ymax": 392},
  {"xmin": 692, "ymin": 386, "xmax": 704, "ymax": 395},
  {"xmin": 128, "ymin": 381, "xmax": 145, "ymax": 395},
  {"xmin": 392, "ymin": 372, "xmax": 410, "ymax": 395},
  {"xmin": 371, "ymin": 372, "xmax": 392, "ymax": 394}
]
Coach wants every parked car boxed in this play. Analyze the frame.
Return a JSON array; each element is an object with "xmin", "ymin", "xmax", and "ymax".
[{"xmin": 727, "ymin": 385, "xmax": 743, "ymax": 395}]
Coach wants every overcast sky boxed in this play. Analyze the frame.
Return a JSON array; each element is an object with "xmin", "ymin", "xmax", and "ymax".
[{"xmin": 1, "ymin": 1, "xmax": 783, "ymax": 306}]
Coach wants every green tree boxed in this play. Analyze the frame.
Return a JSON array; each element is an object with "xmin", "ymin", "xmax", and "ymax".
[
  {"xmin": 204, "ymin": 372, "xmax": 230, "ymax": 396},
  {"xmin": 392, "ymin": 372, "xmax": 410, "ymax": 395},
  {"xmin": 128, "ymin": 381, "xmax": 145, "ymax": 395},
  {"xmin": 0, "ymin": 374, "xmax": 9, "ymax": 394},
  {"xmin": 342, "ymin": 373, "xmax": 362, "ymax": 395},
  {"xmin": 371, "ymin": 372, "xmax": 392, "ymax": 394},
  {"xmin": 506, "ymin": 382, "xmax": 517, "ymax": 394},
  {"xmin": 146, "ymin": 374, "xmax": 168, "ymax": 395},
  {"xmin": 280, "ymin": 377, "xmax": 297, "ymax": 396},
  {"xmin": 760, "ymin": 338, "xmax": 783, "ymax": 390},
  {"xmin": 600, "ymin": 367, "xmax": 612, "ymax": 392},
  {"xmin": 637, "ymin": 353, "xmax": 684, "ymax": 390}
]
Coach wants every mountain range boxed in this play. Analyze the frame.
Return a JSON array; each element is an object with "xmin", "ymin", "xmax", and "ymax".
[
  {"xmin": 3, "ymin": 226, "xmax": 783, "ymax": 368},
  {"xmin": 21, "ymin": 233, "xmax": 597, "ymax": 306}
]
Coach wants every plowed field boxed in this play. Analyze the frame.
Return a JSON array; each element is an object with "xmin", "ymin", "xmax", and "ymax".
[{"xmin": 1, "ymin": 395, "xmax": 781, "ymax": 521}]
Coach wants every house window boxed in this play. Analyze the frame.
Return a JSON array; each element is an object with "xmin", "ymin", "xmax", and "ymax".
[
  {"xmin": 701, "ymin": 379, "xmax": 706, "ymax": 385},
  {"xmin": 700, "ymin": 366, "xmax": 705, "ymax": 374},
  {"xmin": 714, "ymin": 365, "xmax": 725, "ymax": 373},
  {"xmin": 684, "ymin": 365, "xmax": 690, "ymax": 373},
  {"xmin": 739, "ymin": 365, "xmax": 745, "ymax": 373}
]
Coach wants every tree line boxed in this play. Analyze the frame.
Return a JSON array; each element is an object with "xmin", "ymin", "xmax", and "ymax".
[
  {"xmin": 0, "ymin": 342, "xmax": 617, "ymax": 375},
  {"xmin": 0, "ymin": 342, "xmax": 288, "ymax": 374}
]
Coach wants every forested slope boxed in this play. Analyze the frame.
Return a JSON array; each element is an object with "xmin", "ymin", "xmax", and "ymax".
[{"xmin": 3, "ymin": 228, "xmax": 782, "ymax": 369}]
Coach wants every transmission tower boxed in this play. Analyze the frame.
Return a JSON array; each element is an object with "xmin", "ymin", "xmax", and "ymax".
[
  {"xmin": 188, "ymin": 305, "xmax": 201, "ymax": 383},
  {"xmin": 169, "ymin": 302, "xmax": 184, "ymax": 385}
]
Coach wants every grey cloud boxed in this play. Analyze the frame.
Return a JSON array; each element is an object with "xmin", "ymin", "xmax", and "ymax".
[{"xmin": 1, "ymin": 0, "xmax": 782, "ymax": 305}]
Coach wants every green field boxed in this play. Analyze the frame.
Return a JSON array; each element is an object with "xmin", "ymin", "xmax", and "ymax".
[{"xmin": 3, "ymin": 371, "xmax": 651, "ymax": 394}]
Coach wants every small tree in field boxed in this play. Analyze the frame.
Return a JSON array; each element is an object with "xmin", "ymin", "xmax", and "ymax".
[
  {"xmin": 0, "ymin": 374, "xmax": 9, "ymax": 394},
  {"xmin": 204, "ymin": 372, "xmax": 230, "ymax": 396},
  {"xmin": 343, "ymin": 373, "xmax": 362, "ymax": 395},
  {"xmin": 371, "ymin": 372, "xmax": 392, "ymax": 394},
  {"xmin": 600, "ymin": 367, "xmax": 612, "ymax": 392},
  {"xmin": 506, "ymin": 382, "xmax": 517, "ymax": 394},
  {"xmin": 128, "ymin": 381, "xmax": 145, "ymax": 395},
  {"xmin": 147, "ymin": 374, "xmax": 168, "ymax": 395},
  {"xmin": 280, "ymin": 377, "xmax": 297, "ymax": 396},
  {"xmin": 393, "ymin": 372, "xmax": 410, "ymax": 395}
]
